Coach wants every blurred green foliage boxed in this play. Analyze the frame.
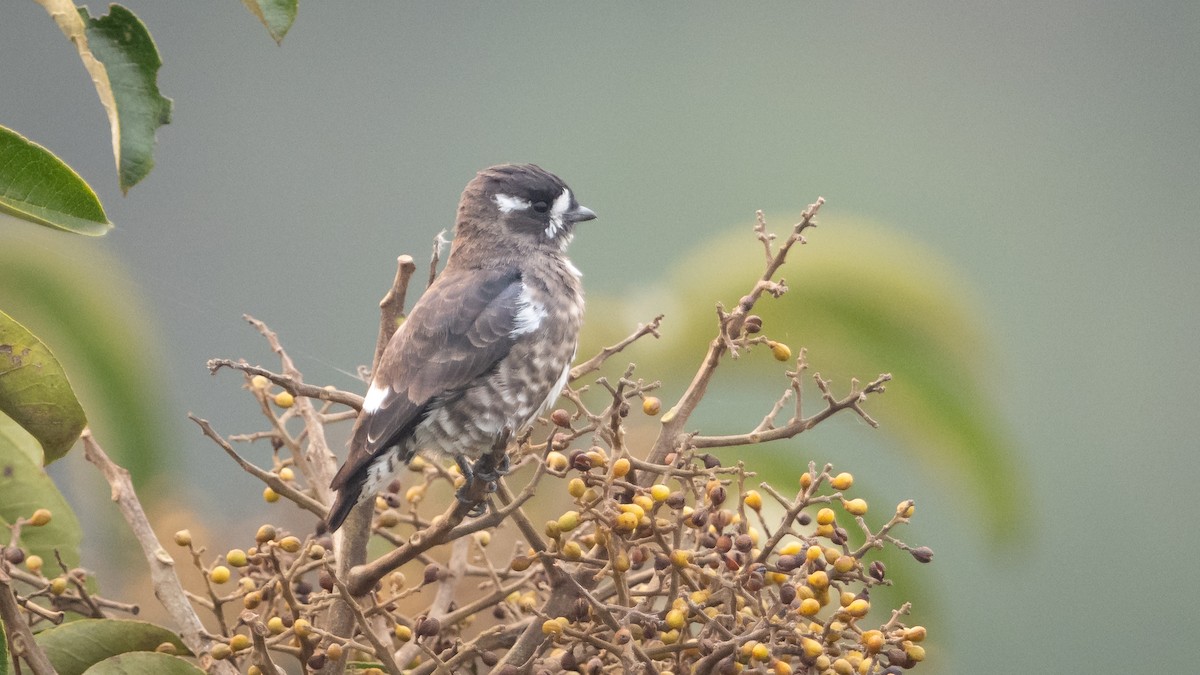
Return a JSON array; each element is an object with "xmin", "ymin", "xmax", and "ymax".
[{"xmin": 584, "ymin": 215, "xmax": 1022, "ymax": 541}]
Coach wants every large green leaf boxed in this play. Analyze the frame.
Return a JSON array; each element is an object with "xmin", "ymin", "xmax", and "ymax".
[
  {"xmin": 37, "ymin": 619, "xmax": 190, "ymax": 675},
  {"xmin": 0, "ymin": 126, "xmax": 111, "ymax": 235},
  {"xmin": 78, "ymin": 5, "xmax": 173, "ymax": 193},
  {"xmin": 0, "ymin": 309, "xmax": 86, "ymax": 464},
  {"xmin": 242, "ymin": 0, "xmax": 299, "ymax": 44},
  {"xmin": 82, "ymin": 652, "xmax": 204, "ymax": 675},
  {"xmin": 621, "ymin": 217, "xmax": 1022, "ymax": 540},
  {"xmin": 0, "ymin": 231, "xmax": 173, "ymax": 486},
  {"xmin": 0, "ymin": 413, "xmax": 82, "ymax": 567}
]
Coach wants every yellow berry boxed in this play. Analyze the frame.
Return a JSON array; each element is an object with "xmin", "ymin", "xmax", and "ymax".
[
  {"xmin": 473, "ymin": 531, "xmax": 490, "ymax": 547},
  {"xmin": 255, "ymin": 524, "xmax": 277, "ymax": 543},
  {"xmin": 541, "ymin": 619, "xmax": 564, "ymax": 636},
  {"xmin": 561, "ymin": 541, "xmax": 583, "ymax": 559},
  {"xmin": 665, "ymin": 608, "xmax": 686, "ymax": 630},
  {"xmin": 806, "ymin": 545, "xmax": 823, "ymax": 562},
  {"xmin": 619, "ymin": 502, "xmax": 645, "ymax": 519},
  {"xmin": 292, "ymin": 618, "xmax": 311, "ymax": 637},
  {"xmin": 816, "ymin": 508, "xmax": 836, "ymax": 525},
  {"xmin": 546, "ymin": 451, "xmax": 569, "ymax": 471},
  {"xmin": 278, "ymin": 466, "xmax": 295, "ymax": 481},
  {"xmin": 263, "ymin": 487, "xmax": 280, "ymax": 503},
  {"xmin": 897, "ymin": 501, "xmax": 915, "ymax": 518},
  {"xmin": 798, "ymin": 598, "xmax": 821, "ymax": 616},
  {"xmin": 806, "ymin": 570, "xmax": 829, "ymax": 589},
  {"xmin": 586, "ymin": 447, "xmax": 608, "ymax": 468},
  {"xmin": 650, "ymin": 484, "xmax": 671, "ymax": 502},
  {"xmin": 633, "ymin": 494, "xmax": 655, "ymax": 513},
  {"xmin": 660, "ymin": 628, "xmax": 680, "ymax": 644},
  {"xmin": 48, "ymin": 577, "xmax": 68, "ymax": 595},
  {"xmin": 394, "ymin": 624, "xmax": 412, "ymax": 641},
  {"xmin": 210, "ymin": 643, "xmax": 232, "ymax": 660},
  {"xmin": 226, "ymin": 549, "xmax": 249, "ymax": 567},
  {"xmin": 751, "ymin": 641, "xmax": 770, "ymax": 661},
  {"xmin": 799, "ymin": 472, "xmax": 813, "ymax": 489},
  {"xmin": 27, "ymin": 509, "xmax": 52, "ymax": 527},
  {"xmin": 613, "ymin": 457, "xmax": 631, "ymax": 478},
  {"xmin": 209, "ymin": 566, "xmax": 231, "ymax": 584},
  {"xmin": 567, "ymin": 477, "xmax": 587, "ymax": 498},
  {"xmin": 861, "ymin": 630, "xmax": 884, "ymax": 652},
  {"xmin": 816, "ymin": 523, "xmax": 834, "ymax": 538},
  {"xmin": 242, "ymin": 591, "xmax": 262, "ymax": 609},
  {"xmin": 250, "ymin": 375, "xmax": 270, "ymax": 390},
  {"xmin": 273, "ymin": 391, "xmax": 295, "ymax": 408},
  {"xmin": 773, "ymin": 660, "xmax": 794, "ymax": 675},
  {"xmin": 779, "ymin": 541, "xmax": 804, "ymax": 556},
  {"xmin": 267, "ymin": 617, "xmax": 285, "ymax": 635},
  {"xmin": 615, "ymin": 512, "xmax": 639, "ymax": 532},
  {"xmin": 326, "ymin": 643, "xmax": 344, "ymax": 661},
  {"xmin": 408, "ymin": 455, "xmax": 427, "ymax": 471},
  {"xmin": 905, "ymin": 626, "xmax": 927, "ymax": 642},
  {"xmin": 769, "ymin": 341, "xmax": 792, "ymax": 362},
  {"xmin": 670, "ymin": 549, "xmax": 691, "ymax": 568},
  {"xmin": 279, "ymin": 536, "xmax": 302, "ymax": 553},
  {"xmin": 830, "ymin": 472, "xmax": 854, "ymax": 490},
  {"xmin": 581, "ymin": 487, "xmax": 600, "ymax": 503},
  {"xmin": 642, "ymin": 397, "xmax": 661, "ymax": 416},
  {"xmin": 801, "ymin": 637, "xmax": 824, "ymax": 658},
  {"xmin": 743, "ymin": 490, "xmax": 763, "ymax": 511},
  {"xmin": 834, "ymin": 556, "xmax": 856, "ymax": 574},
  {"xmin": 230, "ymin": 634, "xmax": 251, "ymax": 651},
  {"xmin": 832, "ymin": 658, "xmax": 854, "ymax": 675},
  {"xmin": 844, "ymin": 599, "xmax": 870, "ymax": 618},
  {"xmin": 405, "ymin": 484, "xmax": 426, "ymax": 504},
  {"xmin": 905, "ymin": 644, "xmax": 926, "ymax": 662},
  {"xmin": 557, "ymin": 511, "xmax": 581, "ymax": 532},
  {"xmin": 842, "ymin": 498, "xmax": 868, "ymax": 516},
  {"xmin": 174, "ymin": 529, "xmax": 192, "ymax": 547}
]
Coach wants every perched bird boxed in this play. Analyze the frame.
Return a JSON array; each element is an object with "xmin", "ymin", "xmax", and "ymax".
[{"xmin": 326, "ymin": 164, "xmax": 596, "ymax": 531}]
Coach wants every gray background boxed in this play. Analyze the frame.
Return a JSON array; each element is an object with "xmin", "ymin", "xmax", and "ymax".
[{"xmin": 3, "ymin": 2, "xmax": 1198, "ymax": 673}]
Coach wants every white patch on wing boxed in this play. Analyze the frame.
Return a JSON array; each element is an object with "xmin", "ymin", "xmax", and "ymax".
[
  {"xmin": 363, "ymin": 382, "xmax": 389, "ymax": 413},
  {"xmin": 510, "ymin": 283, "xmax": 547, "ymax": 337},
  {"xmin": 545, "ymin": 187, "xmax": 572, "ymax": 238},
  {"xmin": 494, "ymin": 193, "xmax": 531, "ymax": 213}
]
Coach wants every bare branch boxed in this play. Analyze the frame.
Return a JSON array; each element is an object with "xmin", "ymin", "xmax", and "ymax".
[
  {"xmin": 80, "ymin": 430, "xmax": 238, "ymax": 675},
  {"xmin": 206, "ymin": 359, "xmax": 363, "ymax": 409},
  {"xmin": 643, "ymin": 198, "xmax": 824, "ymax": 476},
  {"xmin": 570, "ymin": 315, "xmax": 664, "ymax": 382},
  {"xmin": 189, "ymin": 415, "xmax": 329, "ymax": 519}
]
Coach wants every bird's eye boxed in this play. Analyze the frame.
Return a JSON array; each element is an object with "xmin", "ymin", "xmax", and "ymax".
[{"xmin": 532, "ymin": 201, "xmax": 549, "ymax": 213}]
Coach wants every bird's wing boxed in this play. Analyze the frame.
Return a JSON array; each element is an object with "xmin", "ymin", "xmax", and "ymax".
[{"xmin": 331, "ymin": 267, "xmax": 524, "ymax": 490}]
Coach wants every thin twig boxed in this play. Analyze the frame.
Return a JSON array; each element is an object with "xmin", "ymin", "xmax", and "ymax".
[
  {"xmin": 80, "ymin": 430, "xmax": 238, "ymax": 675},
  {"xmin": 570, "ymin": 315, "xmax": 664, "ymax": 382},
  {"xmin": 0, "ymin": 567, "xmax": 56, "ymax": 675}
]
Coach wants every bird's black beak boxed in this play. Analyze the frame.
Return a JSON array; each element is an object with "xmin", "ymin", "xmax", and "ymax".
[{"xmin": 566, "ymin": 205, "xmax": 597, "ymax": 223}]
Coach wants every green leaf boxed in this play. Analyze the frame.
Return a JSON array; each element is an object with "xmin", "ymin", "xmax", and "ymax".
[
  {"xmin": 0, "ymin": 233, "xmax": 174, "ymax": 486},
  {"xmin": 37, "ymin": 620, "xmax": 190, "ymax": 675},
  {"xmin": 0, "ymin": 309, "xmax": 86, "ymax": 464},
  {"xmin": 242, "ymin": 0, "xmax": 299, "ymax": 44},
  {"xmin": 0, "ymin": 126, "xmax": 111, "ymax": 235},
  {"xmin": 0, "ymin": 415, "xmax": 83, "ymax": 567},
  {"xmin": 77, "ymin": 5, "xmax": 173, "ymax": 193},
  {"xmin": 631, "ymin": 218, "xmax": 1023, "ymax": 541},
  {"xmin": 81, "ymin": 652, "xmax": 203, "ymax": 675}
]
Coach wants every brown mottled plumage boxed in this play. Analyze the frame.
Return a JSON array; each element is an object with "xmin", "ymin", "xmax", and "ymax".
[{"xmin": 326, "ymin": 165, "xmax": 595, "ymax": 531}]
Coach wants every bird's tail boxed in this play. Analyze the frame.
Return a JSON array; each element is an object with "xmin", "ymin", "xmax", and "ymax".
[{"xmin": 325, "ymin": 480, "xmax": 363, "ymax": 532}]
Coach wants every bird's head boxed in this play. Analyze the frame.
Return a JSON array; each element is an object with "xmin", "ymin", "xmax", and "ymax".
[{"xmin": 455, "ymin": 164, "xmax": 596, "ymax": 253}]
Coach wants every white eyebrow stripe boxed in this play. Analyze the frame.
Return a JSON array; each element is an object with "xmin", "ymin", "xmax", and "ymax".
[
  {"xmin": 494, "ymin": 193, "xmax": 531, "ymax": 213},
  {"xmin": 545, "ymin": 187, "xmax": 572, "ymax": 238}
]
